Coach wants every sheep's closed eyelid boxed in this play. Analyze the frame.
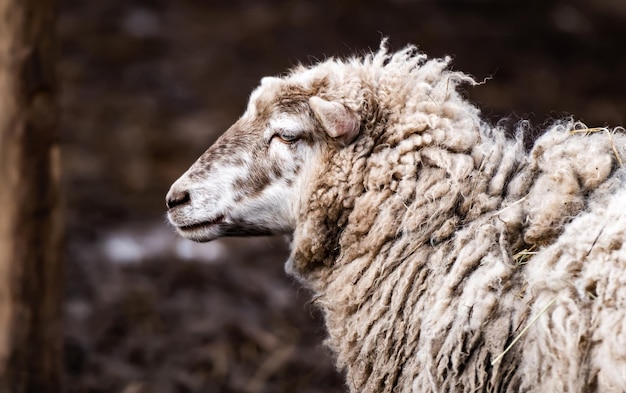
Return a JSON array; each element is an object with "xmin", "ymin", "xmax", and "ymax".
[{"xmin": 272, "ymin": 129, "xmax": 301, "ymax": 144}]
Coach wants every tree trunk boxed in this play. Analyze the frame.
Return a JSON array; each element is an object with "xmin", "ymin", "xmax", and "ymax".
[{"xmin": 0, "ymin": 0, "xmax": 62, "ymax": 392}]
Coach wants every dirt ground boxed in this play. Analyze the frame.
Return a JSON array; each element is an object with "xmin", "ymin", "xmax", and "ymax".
[{"xmin": 59, "ymin": 1, "xmax": 626, "ymax": 392}]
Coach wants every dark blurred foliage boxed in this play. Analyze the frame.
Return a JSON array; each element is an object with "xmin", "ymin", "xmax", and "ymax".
[{"xmin": 59, "ymin": 1, "xmax": 626, "ymax": 392}]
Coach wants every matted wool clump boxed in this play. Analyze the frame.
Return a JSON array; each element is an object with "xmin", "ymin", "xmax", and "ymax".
[{"xmin": 166, "ymin": 42, "xmax": 626, "ymax": 393}]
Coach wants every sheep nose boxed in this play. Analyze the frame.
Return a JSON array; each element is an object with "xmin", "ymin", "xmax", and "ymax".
[{"xmin": 166, "ymin": 189, "xmax": 191, "ymax": 210}]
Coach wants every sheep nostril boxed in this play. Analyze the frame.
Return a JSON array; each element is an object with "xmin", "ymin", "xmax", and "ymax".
[{"xmin": 166, "ymin": 190, "xmax": 191, "ymax": 210}]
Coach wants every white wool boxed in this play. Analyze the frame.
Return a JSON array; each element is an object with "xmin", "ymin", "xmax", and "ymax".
[{"xmin": 282, "ymin": 44, "xmax": 626, "ymax": 392}]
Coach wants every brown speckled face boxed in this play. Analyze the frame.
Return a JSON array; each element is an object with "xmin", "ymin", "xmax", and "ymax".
[{"xmin": 165, "ymin": 77, "xmax": 324, "ymax": 242}]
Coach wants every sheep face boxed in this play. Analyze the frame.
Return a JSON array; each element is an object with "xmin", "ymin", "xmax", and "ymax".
[{"xmin": 166, "ymin": 76, "xmax": 359, "ymax": 242}]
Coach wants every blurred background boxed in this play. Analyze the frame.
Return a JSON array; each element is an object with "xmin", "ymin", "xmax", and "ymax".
[{"xmin": 59, "ymin": 1, "xmax": 626, "ymax": 392}]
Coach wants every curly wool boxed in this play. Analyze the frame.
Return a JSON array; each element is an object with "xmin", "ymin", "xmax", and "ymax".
[{"xmin": 285, "ymin": 45, "xmax": 626, "ymax": 392}]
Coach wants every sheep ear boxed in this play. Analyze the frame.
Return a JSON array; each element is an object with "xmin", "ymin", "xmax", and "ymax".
[{"xmin": 309, "ymin": 96, "xmax": 360, "ymax": 146}]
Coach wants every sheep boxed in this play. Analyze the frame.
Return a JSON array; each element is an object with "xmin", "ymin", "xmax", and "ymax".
[{"xmin": 166, "ymin": 42, "xmax": 626, "ymax": 393}]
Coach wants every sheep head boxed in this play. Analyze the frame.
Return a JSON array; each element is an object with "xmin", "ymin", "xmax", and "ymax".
[{"xmin": 166, "ymin": 75, "xmax": 360, "ymax": 243}]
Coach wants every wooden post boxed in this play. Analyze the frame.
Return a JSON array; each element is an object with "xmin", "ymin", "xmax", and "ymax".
[{"xmin": 0, "ymin": 0, "xmax": 63, "ymax": 392}]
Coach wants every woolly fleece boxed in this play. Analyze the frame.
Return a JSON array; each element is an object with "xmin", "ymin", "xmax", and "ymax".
[{"xmin": 279, "ymin": 45, "xmax": 626, "ymax": 392}]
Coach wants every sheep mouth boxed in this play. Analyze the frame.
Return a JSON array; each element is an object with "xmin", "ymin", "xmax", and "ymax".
[{"xmin": 178, "ymin": 214, "xmax": 225, "ymax": 232}]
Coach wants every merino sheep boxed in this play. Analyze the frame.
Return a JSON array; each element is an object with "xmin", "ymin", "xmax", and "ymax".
[{"xmin": 166, "ymin": 42, "xmax": 626, "ymax": 392}]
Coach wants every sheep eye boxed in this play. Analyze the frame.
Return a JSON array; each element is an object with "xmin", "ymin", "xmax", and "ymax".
[{"xmin": 274, "ymin": 131, "xmax": 300, "ymax": 144}]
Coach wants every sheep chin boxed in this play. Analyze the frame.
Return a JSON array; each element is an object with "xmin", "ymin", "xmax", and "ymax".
[
  {"xmin": 175, "ymin": 215, "xmax": 225, "ymax": 242},
  {"xmin": 177, "ymin": 215, "xmax": 278, "ymax": 242}
]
